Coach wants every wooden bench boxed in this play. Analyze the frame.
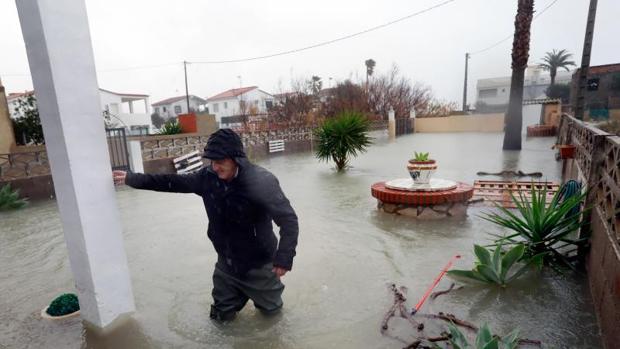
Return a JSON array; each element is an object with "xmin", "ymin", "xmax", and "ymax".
[
  {"xmin": 268, "ymin": 140, "xmax": 285, "ymax": 153},
  {"xmin": 173, "ymin": 150, "xmax": 203, "ymax": 174}
]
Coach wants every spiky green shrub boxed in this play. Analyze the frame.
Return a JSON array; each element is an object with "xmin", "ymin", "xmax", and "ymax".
[
  {"xmin": 158, "ymin": 120, "xmax": 183, "ymax": 135},
  {"xmin": 412, "ymin": 151, "xmax": 430, "ymax": 161},
  {"xmin": 46, "ymin": 293, "xmax": 79, "ymax": 316},
  {"xmin": 0, "ymin": 184, "xmax": 28, "ymax": 211},
  {"xmin": 314, "ymin": 111, "xmax": 372, "ymax": 171},
  {"xmin": 445, "ymin": 322, "xmax": 520, "ymax": 349},
  {"xmin": 483, "ymin": 184, "xmax": 587, "ymax": 268},
  {"xmin": 447, "ymin": 244, "xmax": 544, "ymax": 287}
]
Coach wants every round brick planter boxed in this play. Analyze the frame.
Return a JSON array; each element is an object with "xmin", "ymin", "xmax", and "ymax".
[
  {"xmin": 371, "ymin": 181, "xmax": 474, "ymax": 219},
  {"xmin": 526, "ymin": 124, "xmax": 557, "ymax": 137}
]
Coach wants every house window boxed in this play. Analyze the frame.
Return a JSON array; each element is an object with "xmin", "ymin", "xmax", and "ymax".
[
  {"xmin": 174, "ymin": 105, "xmax": 182, "ymax": 114},
  {"xmin": 155, "ymin": 107, "xmax": 160, "ymax": 114},
  {"xmin": 224, "ymin": 102, "xmax": 228, "ymax": 109},
  {"xmin": 163, "ymin": 106, "xmax": 167, "ymax": 112},
  {"xmin": 265, "ymin": 100, "xmax": 273, "ymax": 109},
  {"xmin": 479, "ymin": 88, "xmax": 498, "ymax": 98},
  {"xmin": 213, "ymin": 103, "xmax": 219, "ymax": 112},
  {"xmin": 254, "ymin": 100, "xmax": 259, "ymax": 106}
]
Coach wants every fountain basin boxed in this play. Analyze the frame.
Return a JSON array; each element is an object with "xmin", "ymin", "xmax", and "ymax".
[{"xmin": 371, "ymin": 179, "xmax": 473, "ymax": 219}]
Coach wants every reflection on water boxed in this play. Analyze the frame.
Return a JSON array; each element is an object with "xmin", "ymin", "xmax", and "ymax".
[{"xmin": 0, "ymin": 133, "xmax": 601, "ymax": 348}]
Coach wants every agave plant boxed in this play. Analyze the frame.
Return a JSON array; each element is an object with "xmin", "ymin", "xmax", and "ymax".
[
  {"xmin": 314, "ymin": 111, "xmax": 372, "ymax": 171},
  {"xmin": 443, "ymin": 322, "xmax": 520, "ymax": 349},
  {"xmin": 412, "ymin": 151, "xmax": 430, "ymax": 161},
  {"xmin": 447, "ymin": 244, "xmax": 544, "ymax": 287},
  {"xmin": 158, "ymin": 120, "xmax": 183, "ymax": 135},
  {"xmin": 0, "ymin": 184, "xmax": 28, "ymax": 211},
  {"xmin": 483, "ymin": 184, "xmax": 587, "ymax": 268}
]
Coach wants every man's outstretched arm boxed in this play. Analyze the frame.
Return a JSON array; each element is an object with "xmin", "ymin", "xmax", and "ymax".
[{"xmin": 113, "ymin": 170, "xmax": 203, "ymax": 194}]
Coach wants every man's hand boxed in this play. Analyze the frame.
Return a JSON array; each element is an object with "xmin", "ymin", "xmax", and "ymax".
[
  {"xmin": 272, "ymin": 266, "xmax": 288, "ymax": 278},
  {"xmin": 113, "ymin": 170, "xmax": 127, "ymax": 186}
]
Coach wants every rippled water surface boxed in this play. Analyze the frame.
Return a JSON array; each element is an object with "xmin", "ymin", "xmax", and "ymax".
[{"xmin": 0, "ymin": 132, "xmax": 601, "ymax": 348}]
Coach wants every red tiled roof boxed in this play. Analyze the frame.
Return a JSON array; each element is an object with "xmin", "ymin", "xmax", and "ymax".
[
  {"xmin": 207, "ymin": 86, "xmax": 257, "ymax": 102},
  {"xmin": 152, "ymin": 95, "xmax": 187, "ymax": 106},
  {"xmin": 7, "ymin": 90, "xmax": 34, "ymax": 100},
  {"xmin": 152, "ymin": 95, "xmax": 206, "ymax": 106}
]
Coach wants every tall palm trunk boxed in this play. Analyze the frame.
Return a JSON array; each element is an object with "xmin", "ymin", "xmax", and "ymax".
[
  {"xmin": 549, "ymin": 68, "xmax": 557, "ymax": 85},
  {"xmin": 503, "ymin": 0, "xmax": 535, "ymax": 150}
]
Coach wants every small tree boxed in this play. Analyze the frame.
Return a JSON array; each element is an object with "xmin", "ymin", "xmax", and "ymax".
[
  {"xmin": 539, "ymin": 49, "xmax": 576, "ymax": 86},
  {"xmin": 545, "ymin": 84, "xmax": 571, "ymax": 103},
  {"xmin": 11, "ymin": 94, "xmax": 44, "ymax": 145},
  {"xmin": 365, "ymin": 58, "xmax": 376, "ymax": 87},
  {"xmin": 314, "ymin": 111, "xmax": 372, "ymax": 171},
  {"xmin": 151, "ymin": 112, "xmax": 165, "ymax": 128}
]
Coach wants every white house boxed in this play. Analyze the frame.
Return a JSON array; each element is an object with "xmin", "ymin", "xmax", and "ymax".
[
  {"xmin": 8, "ymin": 88, "xmax": 154, "ymax": 135},
  {"xmin": 99, "ymin": 88, "xmax": 153, "ymax": 135},
  {"xmin": 152, "ymin": 95, "xmax": 206, "ymax": 119},
  {"xmin": 476, "ymin": 65, "xmax": 574, "ymax": 107},
  {"xmin": 205, "ymin": 86, "xmax": 275, "ymax": 127}
]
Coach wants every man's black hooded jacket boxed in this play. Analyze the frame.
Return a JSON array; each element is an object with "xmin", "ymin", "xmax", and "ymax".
[{"xmin": 125, "ymin": 154, "xmax": 298, "ymax": 278}]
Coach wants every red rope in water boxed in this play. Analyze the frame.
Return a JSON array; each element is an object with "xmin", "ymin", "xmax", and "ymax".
[{"xmin": 412, "ymin": 254, "xmax": 461, "ymax": 315}]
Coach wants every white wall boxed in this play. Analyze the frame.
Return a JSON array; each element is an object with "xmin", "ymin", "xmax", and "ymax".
[
  {"xmin": 154, "ymin": 96, "xmax": 204, "ymax": 119},
  {"xmin": 207, "ymin": 88, "xmax": 274, "ymax": 122}
]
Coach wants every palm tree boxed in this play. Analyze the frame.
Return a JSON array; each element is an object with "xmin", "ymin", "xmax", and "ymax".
[
  {"xmin": 365, "ymin": 59, "xmax": 376, "ymax": 87},
  {"xmin": 539, "ymin": 49, "xmax": 576, "ymax": 85},
  {"xmin": 503, "ymin": 0, "xmax": 535, "ymax": 151},
  {"xmin": 314, "ymin": 111, "xmax": 372, "ymax": 171}
]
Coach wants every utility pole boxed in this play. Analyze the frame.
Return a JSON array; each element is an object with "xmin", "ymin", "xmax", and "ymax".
[
  {"xmin": 574, "ymin": 0, "xmax": 598, "ymax": 120},
  {"xmin": 462, "ymin": 53, "xmax": 470, "ymax": 112},
  {"xmin": 183, "ymin": 61, "xmax": 190, "ymax": 114}
]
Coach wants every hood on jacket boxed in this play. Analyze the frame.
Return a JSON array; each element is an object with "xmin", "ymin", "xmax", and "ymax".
[{"xmin": 202, "ymin": 129, "xmax": 246, "ymax": 160}]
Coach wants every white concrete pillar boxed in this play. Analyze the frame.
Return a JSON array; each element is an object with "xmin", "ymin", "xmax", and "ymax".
[
  {"xmin": 128, "ymin": 100, "xmax": 134, "ymax": 114},
  {"xmin": 128, "ymin": 140, "xmax": 144, "ymax": 173},
  {"xmin": 16, "ymin": 0, "xmax": 135, "ymax": 329},
  {"xmin": 388, "ymin": 107, "xmax": 396, "ymax": 139},
  {"xmin": 144, "ymin": 97, "xmax": 149, "ymax": 115},
  {"xmin": 410, "ymin": 109, "xmax": 416, "ymax": 133}
]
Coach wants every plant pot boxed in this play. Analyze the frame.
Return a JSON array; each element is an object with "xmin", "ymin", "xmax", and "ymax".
[
  {"xmin": 557, "ymin": 145, "xmax": 576, "ymax": 159},
  {"xmin": 407, "ymin": 159, "xmax": 437, "ymax": 184},
  {"xmin": 41, "ymin": 306, "xmax": 80, "ymax": 320}
]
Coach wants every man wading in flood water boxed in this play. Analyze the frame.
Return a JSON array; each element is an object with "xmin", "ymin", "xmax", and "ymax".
[{"xmin": 113, "ymin": 129, "xmax": 299, "ymax": 321}]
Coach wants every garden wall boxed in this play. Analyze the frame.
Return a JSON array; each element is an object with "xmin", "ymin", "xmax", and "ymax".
[{"xmin": 558, "ymin": 114, "xmax": 620, "ymax": 349}]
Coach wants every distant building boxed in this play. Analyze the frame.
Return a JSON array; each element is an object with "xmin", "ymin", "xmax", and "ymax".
[
  {"xmin": 8, "ymin": 88, "xmax": 154, "ymax": 135},
  {"xmin": 570, "ymin": 63, "xmax": 620, "ymax": 120},
  {"xmin": 151, "ymin": 95, "xmax": 206, "ymax": 120},
  {"xmin": 205, "ymin": 86, "xmax": 274, "ymax": 128},
  {"xmin": 99, "ymin": 88, "xmax": 152, "ymax": 135},
  {"xmin": 476, "ymin": 65, "xmax": 574, "ymax": 108},
  {"xmin": 6, "ymin": 90, "xmax": 35, "ymax": 119}
]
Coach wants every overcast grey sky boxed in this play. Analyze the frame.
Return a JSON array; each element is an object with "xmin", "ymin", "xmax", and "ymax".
[{"xmin": 1, "ymin": 0, "xmax": 619, "ymax": 105}]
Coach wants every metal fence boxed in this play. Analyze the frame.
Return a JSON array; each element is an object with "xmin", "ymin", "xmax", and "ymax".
[{"xmin": 105, "ymin": 128, "xmax": 130, "ymax": 171}]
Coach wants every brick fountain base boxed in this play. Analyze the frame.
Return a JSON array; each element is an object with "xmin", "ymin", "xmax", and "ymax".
[{"xmin": 371, "ymin": 178, "xmax": 474, "ymax": 219}]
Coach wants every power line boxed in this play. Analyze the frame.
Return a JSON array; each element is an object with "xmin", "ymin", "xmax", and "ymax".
[
  {"xmin": 2, "ymin": 62, "xmax": 180, "ymax": 77},
  {"xmin": 470, "ymin": 0, "xmax": 560, "ymax": 56},
  {"xmin": 1, "ymin": 0, "xmax": 457, "ymax": 77},
  {"xmin": 190, "ymin": 0, "xmax": 458, "ymax": 64}
]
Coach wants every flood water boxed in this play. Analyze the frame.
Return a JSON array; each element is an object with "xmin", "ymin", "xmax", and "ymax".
[{"xmin": 0, "ymin": 132, "xmax": 602, "ymax": 348}]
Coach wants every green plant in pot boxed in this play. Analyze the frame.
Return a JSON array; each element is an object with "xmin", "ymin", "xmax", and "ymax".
[
  {"xmin": 42, "ymin": 293, "xmax": 80, "ymax": 319},
  {"xmin": 407, "ymin": 151, "xmax": 437, "ymax": 184}
]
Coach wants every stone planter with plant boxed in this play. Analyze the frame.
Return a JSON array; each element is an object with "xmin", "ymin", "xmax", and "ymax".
[{"xmin": 41, "ymin": 293, "xmax": 80, "ymax": 320}]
